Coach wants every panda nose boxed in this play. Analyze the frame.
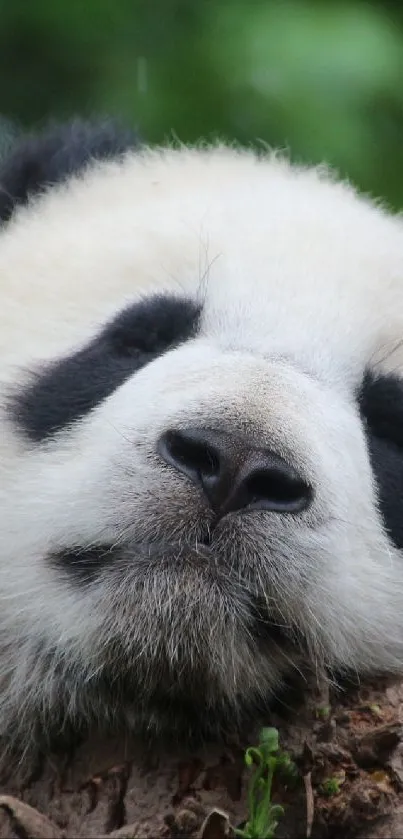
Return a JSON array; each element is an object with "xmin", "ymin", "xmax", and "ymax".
[{"xmin": 157, "ymin": 428, "xmax": 312, "ymax": 516}]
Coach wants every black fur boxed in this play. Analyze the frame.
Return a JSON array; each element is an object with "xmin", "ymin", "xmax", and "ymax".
[
  {"xmin": 359, "ymin": 371, "xmax": 403, "ymax": 549},
  {"xmin": 49, "ymin": 546, "xmax": 117, "ymax": 584},
  {"xmin": 10, "ymin": 295, "xmax": 202, "ymax": 442},
  {"xmin": 0, "ymin": 119, "xmax": 139, "ymax": 222}
]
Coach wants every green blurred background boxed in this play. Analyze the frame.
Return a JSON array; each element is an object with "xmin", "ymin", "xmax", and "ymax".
[{"xmin": 1, "ymin": 0, "xmax": 403, "ymax": 206}]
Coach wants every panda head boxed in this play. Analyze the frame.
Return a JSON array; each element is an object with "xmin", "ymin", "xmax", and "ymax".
[{"xmin": 1, "ymin": 120, "xmax": 403, "ymax": 750}]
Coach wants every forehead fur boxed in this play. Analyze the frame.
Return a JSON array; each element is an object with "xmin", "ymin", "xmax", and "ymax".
[{"xmin": 1, "ymin": 144, "xmax": 403, "ymax": 385}]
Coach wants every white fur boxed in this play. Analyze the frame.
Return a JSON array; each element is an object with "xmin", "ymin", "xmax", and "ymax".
[{"xmin": 1, "ymin": 143, "xmax": 403, "ymax": 751}]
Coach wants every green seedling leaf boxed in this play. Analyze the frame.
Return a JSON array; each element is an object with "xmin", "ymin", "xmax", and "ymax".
[{"xmin": 234, "ymin": 728, "xmax": 297, "ymax": 838}]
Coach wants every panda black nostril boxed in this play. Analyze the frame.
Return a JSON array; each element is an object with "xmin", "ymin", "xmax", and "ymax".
[
  {"xmin": 245, "ymin": 467, "xmax": 312, "ymax": 513},
  {"xmin": 158, "ymin": 430, "xmax": 221, "ymax": 481}
]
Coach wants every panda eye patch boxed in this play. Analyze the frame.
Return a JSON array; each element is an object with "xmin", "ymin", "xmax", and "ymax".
[
  {"xmin": 359, "ymin": 370, "xmax": 403, "ymax": 449},
  {"xmin": 359, "ymin": 370, "xmax": 403, "ymax": 549},
  {"xmin": 9, "ymin": 294, "xmax": 201, "ymax": 443},
  {"xmin": 108, "ymin": 294, "xmax": 201, "ymax": 356}
]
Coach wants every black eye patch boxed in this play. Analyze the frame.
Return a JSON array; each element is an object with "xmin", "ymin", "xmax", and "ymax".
[
  {"xmin": 10, "ymin": 294, "xmax": 201, "ymax": 443},
  {"xmin": 358, "ymin": 371, "xmax": 403, "ymax": 549}
]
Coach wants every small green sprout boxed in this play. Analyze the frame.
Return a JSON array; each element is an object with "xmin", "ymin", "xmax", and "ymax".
[
  {"xmin": 235, "ymin": 728, "xmax": 296, "ymax": 839},
  {"xmin": 315, "ymin": 705, "xmax": 331, "ymax": 720},
  {"xmin": 320, "ymin": 777, "xmax": 341, "ymax": 797},
  {"xmin": 369, "ymin": 703, "xmax": 382, "ymax": 717}
]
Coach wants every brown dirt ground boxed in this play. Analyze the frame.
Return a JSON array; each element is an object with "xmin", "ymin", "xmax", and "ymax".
[{"xmin": 1, "ymin": 677, "xmax": 403, "ymax": 838}]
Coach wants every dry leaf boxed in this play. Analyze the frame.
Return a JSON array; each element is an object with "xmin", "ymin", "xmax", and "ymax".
[
  {"xmin": 199, "ymin": 807, "xmax": 232, "ymax": 839},
  {"xmin": 0, "ymin": 795, "xmax": 62, "ymax": 839}
]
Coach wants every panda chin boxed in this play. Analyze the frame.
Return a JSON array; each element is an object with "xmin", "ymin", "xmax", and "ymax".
[
  {"xmin": 47, "ymin": 537, "xmax": 297, "ymax": 712},
  {"xmin": 84, "ymin": 622, "xmax": 295, "ymax": 745}
]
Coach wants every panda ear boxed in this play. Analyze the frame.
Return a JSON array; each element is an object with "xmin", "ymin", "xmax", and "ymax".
[{"xmin": 0, "ymin": 118, "xmax": 139, "ymax": 223}]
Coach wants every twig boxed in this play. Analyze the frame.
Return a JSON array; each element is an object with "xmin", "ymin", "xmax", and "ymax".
[{"xmin": 303, "ymin": 772, "xmax": 314, "ymax": 838}]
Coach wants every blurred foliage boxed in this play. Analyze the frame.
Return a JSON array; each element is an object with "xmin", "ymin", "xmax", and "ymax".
[{"xmin": 1, "ymin": 0, "xmax": 403, "ymax": 206}]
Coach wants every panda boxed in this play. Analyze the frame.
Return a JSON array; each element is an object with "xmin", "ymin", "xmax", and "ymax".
[{"xmin": 0, "ymin": 118, "xmax": 403, "ymax": 760}]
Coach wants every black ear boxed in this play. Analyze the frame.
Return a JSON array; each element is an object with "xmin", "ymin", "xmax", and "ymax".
[
  {"xmin": 359, "ymin": 371, "xmax": 403, "ymax": 549},
  {"xmin": 0, "ymin": 118, "xmax": 139, "ymax": 223}
]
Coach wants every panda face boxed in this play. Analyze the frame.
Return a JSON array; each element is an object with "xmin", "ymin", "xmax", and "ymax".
[{"xmin": 1, "ymin": 121, "xmax": 403, "ymax": 750}]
